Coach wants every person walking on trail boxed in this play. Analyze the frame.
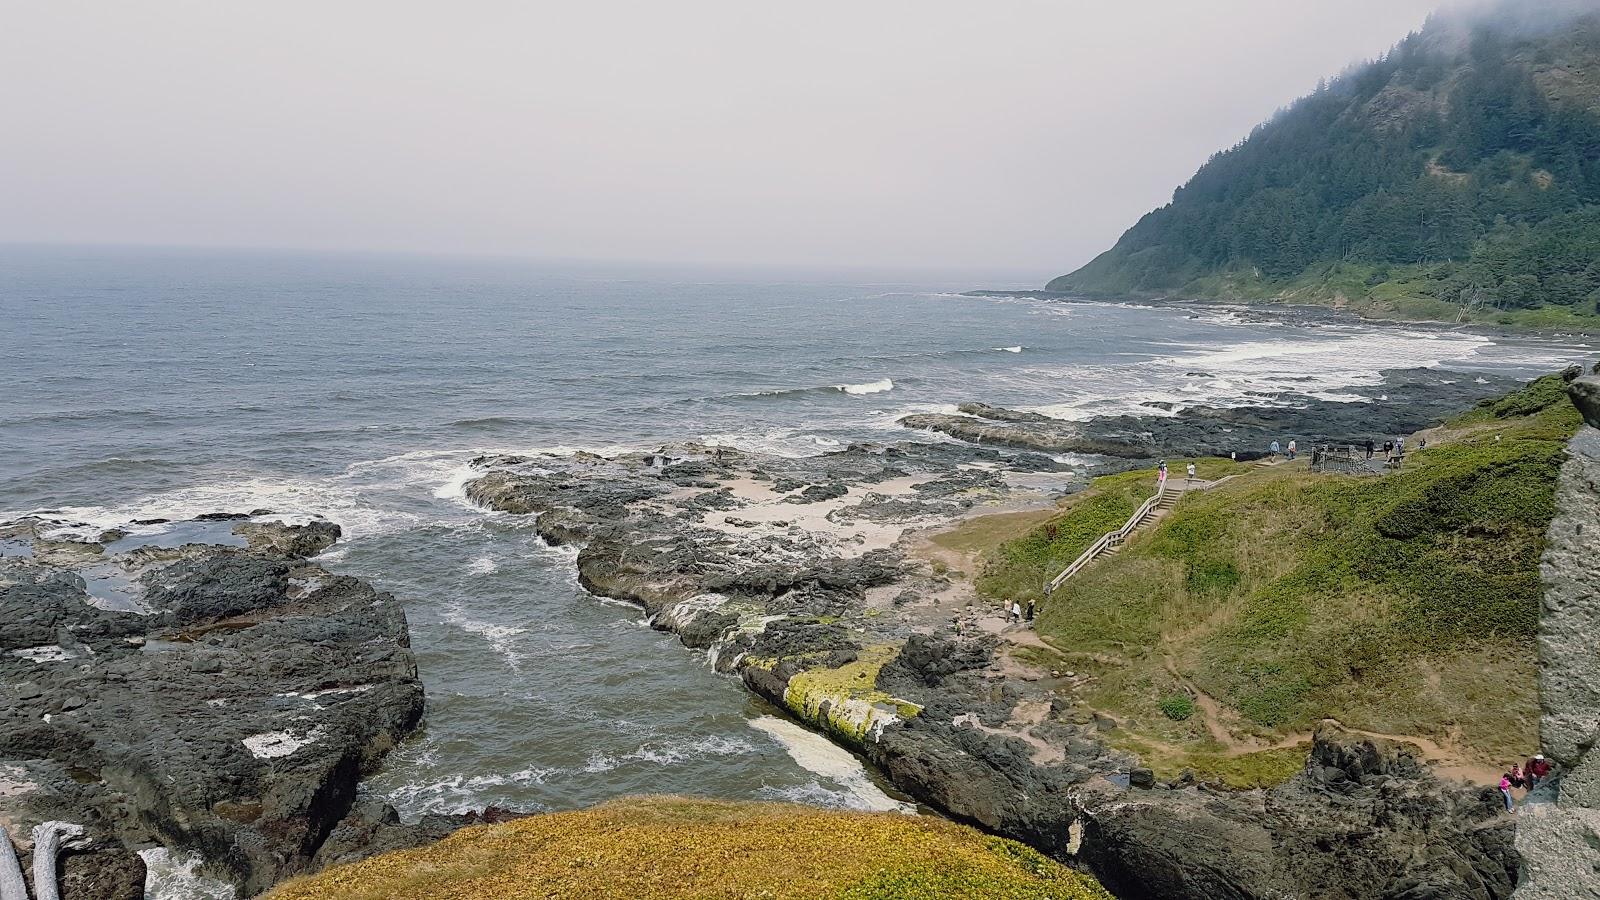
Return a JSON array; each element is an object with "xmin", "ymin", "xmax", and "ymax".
[
  {"xmin": 1010, "ymin": 600, "xmax": 1023, "ymax": 624},
  {"xmin": 1270, "ymin": 440, "xmax": 1281, "ymax": 459},
  {"xmin": 1365, "ymin": 439, "xmax": 1375, "ymax": 460},
  {"xmin": 1158, "ymin": 461, "xmax": 1168, "ymax": 490},
  {"xmin": 1499, "ymin": 771, "xmax": 1516, "ymax": 813},
  {"xmin": 1186, "ymin": 461, "xmax": 1196, "ymax": 483},
  {"xmin": 1025, "ymin": 598, "xmax": 1036, "ymax": 622},
  {"xmin": 1287, "ymin": 439, "xmax": 1297, "ymax": 461}
]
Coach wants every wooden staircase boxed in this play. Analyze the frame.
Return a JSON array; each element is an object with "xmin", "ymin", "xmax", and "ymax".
[{"xmin": 1042, "ymin": 474, "xmax": 1242, "ymax": 600}]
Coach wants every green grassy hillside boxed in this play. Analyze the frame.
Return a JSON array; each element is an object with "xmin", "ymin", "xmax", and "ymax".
[
  {"xmin": 267, "ymin": 797, "xmax": 1111, "ymax": 900},
  {"xmin": 977, "ymin": 375, "xmax": 1580, "ymax": 778},
  {"xmin": 1051, "ymin": 1, "xmax": 1600, "ymax": 327}
]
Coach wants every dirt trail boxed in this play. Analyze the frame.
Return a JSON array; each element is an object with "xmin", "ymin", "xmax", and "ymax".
[{"xmin": 1156, "ymin": 656, "xmax": 1501, "ymax": 783}]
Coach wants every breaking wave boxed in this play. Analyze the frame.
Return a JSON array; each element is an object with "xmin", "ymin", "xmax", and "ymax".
[{"xmin": 836, "ymin": 378, "xmax": 894, "ymax": 395}]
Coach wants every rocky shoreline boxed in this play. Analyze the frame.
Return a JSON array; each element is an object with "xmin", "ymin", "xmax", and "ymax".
[
  {"xmin": 1, "ymin": 366, "xmax": 1573, "ymax": 899},
  {"xmin": 0, "ymin": 514, "xmax": 487, "ymax": 899},
  {"xmin": 901, "ymin": 367, "xmax": 1523, "ymax": 462},
  {"xmin": 459, "ymin": 367, "xmax": 1539, "ymax": 899}
]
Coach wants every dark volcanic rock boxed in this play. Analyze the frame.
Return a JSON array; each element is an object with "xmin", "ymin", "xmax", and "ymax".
[
  {"xmin": 878, "ymin": 633, "xmax": 996, "ymax": 689},
  {"xmin": 899, "ymin": 413, "xmax": 1153, "ymax": 458},
  {"xmin": 957, "ymin": 402, "xmax": 1055, "ymax": 424},
  {"xmin": 1075, "ymin": 727, "xmax": 1517, "ymax": 900},
  {"xmin": 1569, "ymin": 376, "xmax": 1600, "ymax": 429},
  {"xmin": 0, "ymin": 517, "xmax": 424, "ymax": 897},
  {"xmin": 57, "ymin": 844, "xmax": 147, "ymax": 900},
  {"xmin": 312, "ymin": 796, "xmax": 526, "ymax": 872},
  {"xmin": 232, "ymin": 519, "xmax": 341, "ymax": 558},
  {"xmin": 911, "ymin": 368, "xmax": 1525, "ymax": 460}
]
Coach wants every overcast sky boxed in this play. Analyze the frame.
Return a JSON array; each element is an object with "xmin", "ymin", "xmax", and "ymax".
[{"xmin": 0, "ymin": 1, "xmax": 1444, "ymax": 275}]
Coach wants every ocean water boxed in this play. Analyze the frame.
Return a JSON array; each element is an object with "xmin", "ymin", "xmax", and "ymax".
[{"xmin": 1, "ymin": 247, "xmax": 1588, "ymax": 823}]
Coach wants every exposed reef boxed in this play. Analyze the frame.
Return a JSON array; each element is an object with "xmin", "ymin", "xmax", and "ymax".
[
  {"xmin": 463, "ymin": 428, "xmax": 1524, "ymax": 898},
  {"xmin": 0, "ymin": 515, "xmax": 423, "ymax": 898},
  {"xmin": 902, "ymin": 367, "xmax": 1522, "ymax": 460}
]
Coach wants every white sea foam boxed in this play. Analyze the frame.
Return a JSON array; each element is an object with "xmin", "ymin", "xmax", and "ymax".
[
  {"xmin": 699, "ymin": 428, "xmax": 820, "ymax": 459},
  {"xmin": 582, "ymin": 735, "xmax": 756, "ymax": 773},
  {"xmin": 467, "ymin": 555, "xmax": 499, "ymax": 576},
  {"xmin": 380, "ymin": 765, "xmax": 556, "ymax": 818},
  {"xmin": 995, "ymin": 346, "xmax": 1023, "ymax": 353},
  {"xmin": 1021, "ymin": 329, "xmax": 1506, "ymax": 421},
  {"xmin": 432, "ymin": 461, "xmax": 481, "ymax": 502},
  {"xmin": 748, "ymin": 716, "xmax": 911, "ymax": 813},
  {"xmin": 140, "ymin": 848, "xmax": 237, "ymax": 900},
  {"xmin": 441, "ymin": 607, "xmax": 527, "ymax": 672},
  {"xmin": 836, "ymin": 378, "xmax": 894, "ymax": 395}
]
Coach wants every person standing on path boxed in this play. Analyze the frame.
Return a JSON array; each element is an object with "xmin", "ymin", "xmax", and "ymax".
[
  {"xmin": 1186, "ymin": 461, "xmax": 1196, "ymax": 483},
  {"xmin": 1158, "ymin": 461, "xmax": 1168, "ymax": 491},
  {"xmin": 1500, "ymin": 771, "xmax": 1517, "ymax": 812},
  {"xmin": 1365, "ymin": 439, "xmax": 1375, "ymax": 459},
  {"xmin": 1287, "ymin": 439, "xmax": 1297, "ymax": 461}
]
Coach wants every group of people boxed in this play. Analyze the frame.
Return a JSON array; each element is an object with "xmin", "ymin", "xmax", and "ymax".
[
  {"xmin": 1155, "ymin": 460, "xmax": 1198, "ymax": 486},
  {"xmin": 1498, "ymin": 753, "xmax": 1555, "ymax": 812},
  {"xmin": 1289, "ymin": 435, "xmax": 1427, "ymax": 470}
]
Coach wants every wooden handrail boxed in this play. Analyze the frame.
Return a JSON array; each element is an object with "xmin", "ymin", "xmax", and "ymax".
[
  {"xmin": 1042, "ymin": 472, "xmax": 1247, "ymax": 600},
  {"xmin": 1191, "ymin": 473, "xmax": 1242, "ymax": 491},
  {"xmin": 1046, "ymin": 483, "xmax": 1166, "ymax": 596}
]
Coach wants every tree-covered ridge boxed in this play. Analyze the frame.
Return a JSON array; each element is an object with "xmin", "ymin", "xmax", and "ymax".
[{"xmin": 1051, "ymin": 1, "xmax": 1600, "ymax": 323}]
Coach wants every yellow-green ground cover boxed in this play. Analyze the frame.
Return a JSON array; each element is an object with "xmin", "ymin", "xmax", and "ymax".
[{"xmin": 267, "ymin": 797, "xmax": 1111, "ymax": 900}]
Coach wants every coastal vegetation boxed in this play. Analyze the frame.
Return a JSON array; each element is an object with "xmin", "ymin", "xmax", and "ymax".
[
  {"xmin": 971, "ymin": 374, "xmax": 1581, "ymax": 781},
  {"xmin": 1050, "ymin": 1, "xmax": 1600, "ymax": 327},
  {"xmin": 955, "ymin": 458, "xmax": 1250, "ymax": 608},
  {"xmin": 266, "ymin": 796, "xmax": 1112, "ymax": 900}
]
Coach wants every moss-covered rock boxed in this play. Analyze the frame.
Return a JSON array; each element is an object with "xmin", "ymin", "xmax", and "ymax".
[{"xmin": 782, "ymin": 644, "xmax": 922, "ymax": 746}]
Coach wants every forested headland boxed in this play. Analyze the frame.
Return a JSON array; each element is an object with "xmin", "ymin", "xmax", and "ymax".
[{"xmin": 1051, "ymin": 0, "xmax": 1600, "ymax": 327}]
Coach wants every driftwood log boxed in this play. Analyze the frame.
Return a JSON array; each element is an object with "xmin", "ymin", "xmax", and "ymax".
[{"xmin": 0, "ymin": 823, "xmax": 86, "ymax": 900}]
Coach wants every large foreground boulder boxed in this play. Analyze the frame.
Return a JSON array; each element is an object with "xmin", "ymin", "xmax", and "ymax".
[
  {"xmin": 1515, "ymin": 386, "xmax": 1600, "ymax": 898},
  {"xmin": 0, "ymin": 517, "xmax": 424, "ymax": 898}
]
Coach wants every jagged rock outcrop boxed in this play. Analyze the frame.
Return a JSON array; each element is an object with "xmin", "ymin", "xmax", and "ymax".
[
  {"xmin": 865, "ymin": 631, "xmax": 1518, "ymax": 899},
  {"xmin": 0, "ymin": 516, "xmax": 424, "ymax": 898},
  {"xmin": 1515, "ymin": 378, "xmax": 1600, "ymax": 898},
  {"xmin": 906, "ymin": 368, "xmax": 1520, "ymax": 461}
]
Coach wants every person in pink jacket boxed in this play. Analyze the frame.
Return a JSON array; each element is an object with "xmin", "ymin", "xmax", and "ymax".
[{"xmin": 1499, "ymin": 771, "xmax": 1516, "ymax": 812}]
